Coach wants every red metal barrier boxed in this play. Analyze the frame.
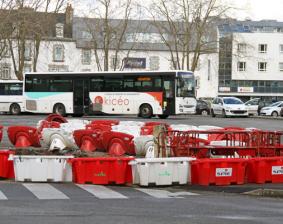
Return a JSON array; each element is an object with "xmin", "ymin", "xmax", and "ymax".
[
  {"xmin": 191, "ymin": 158, "xmax": 247, "ymax": 186},
  {"xmin": 7, "ymin": 126, "xmax": 41, "ymax": 148},
  {"xmin": 0, "ymin": 150, "xmax": 15, "ymax": 179},
  {"xmin": 45, "ymin": 114, "xmax": 67, "ymax": 123},
  {"xmin": 158, "ymin": 130, "xmax": 256, "ymax": 158},
  {"xmin": 102, "ymin": 131, "xmax": 135, "ymax": 156},
  {"xmin": 247, "ymin": 157, "xmax": 283, "ymax": 184},
  {"xmin": 0, "ymin": 126, "xmax": 3, "ymax": 143},
  {"xmin": 71, "ymin": 157, "xmax": 133, "ymax": 185}
]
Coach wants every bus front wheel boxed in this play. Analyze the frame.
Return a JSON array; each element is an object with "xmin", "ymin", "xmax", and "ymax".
[
  {"xmin": 10, "ymin": 103, "xmax": 21, "ymax": 115},
  {"xmin": 139, "ymin": 104, "xmax": 153, "ymax": 118},
  {"xmin": 53, "ymin": 103, "xmax": 66, "ymax": 117}
]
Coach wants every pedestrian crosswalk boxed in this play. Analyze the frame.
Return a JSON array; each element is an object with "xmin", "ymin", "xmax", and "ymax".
[{"xmin": 0, "ymin": 183, "xmax": 200, "ymax": 200}]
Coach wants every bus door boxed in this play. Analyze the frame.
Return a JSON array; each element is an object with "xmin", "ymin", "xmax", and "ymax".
[
  {"xmin": 73, "ymin": 79, "xmax": 90, "ymax": 115},
  {"xmin": 163, "ymin": 77, "xmax": 175, "ymax": 115}
]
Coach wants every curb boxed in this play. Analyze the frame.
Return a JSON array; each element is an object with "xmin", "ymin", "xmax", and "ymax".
[{"xmin": 243, "ymin": 189, "xmax": 283, "ymax": 198}]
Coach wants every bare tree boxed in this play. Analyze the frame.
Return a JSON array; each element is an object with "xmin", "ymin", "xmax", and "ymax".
[
  {"xmin": 149, "ymin": 0, "xmax": 230, "ymax": 72},
  {"xmin": 84, "ymin": 0, "xmax": 134, "ymax": 71},
  {"xmin": 1, "ymin": 0, "xmax": 67, "ymax": 80}
]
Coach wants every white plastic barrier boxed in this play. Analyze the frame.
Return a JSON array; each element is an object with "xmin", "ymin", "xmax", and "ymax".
[
  {"xmin": 112, "ymin": 125, "xmax": 141, "ymax": 137},
  {"xmin": 41, "ymin": 128, "xmax": 79, "ymax": 150},
  {"xmin": 133, "ymin": 135, "xmax": 154, "ymax": 156},
  {"xmin": 129, "ymin": 157, "xmax": 195, "ymax": 186},
  {"xmin": 118, "ymin": 121, "xmax": 145, "ymax": 126},
  {"xmin": 12, "ymin": 155, "xmax": 73, "ymax": 182},
  {"xmin": 170, "ymin": 124, "xmax": 198, "ymax": 131}
]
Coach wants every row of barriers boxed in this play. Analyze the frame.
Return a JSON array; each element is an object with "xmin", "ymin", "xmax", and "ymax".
[
  {"xmin": 1, "ymin": 150, "xmax": 283, "ymax": 186},
  {"xmin": 157, "ymin": 129, "xmax": 283, "ymax": 158}
]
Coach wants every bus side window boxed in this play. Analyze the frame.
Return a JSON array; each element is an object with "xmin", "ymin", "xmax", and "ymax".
[
  {"xmin": 90, "ymin": 78, "xmax": 104, "ymax": 91},
  {"xmin": 104, "ymin": 78, "xmax": 123, "ymax": 92},
  {"xmin": 154, "ymin": 78, "xmax": 162, "ymax": 90},
  {"xmin": 0, "ymin": 84, "xmax": 5, "ymax": 95},
  {"xmin": 124, "ymin": 79, "xmax": 134, "ymax": 91},
  {"xmin": 9, "ymin": 83, "xmax": 22, "ymax": 95}
]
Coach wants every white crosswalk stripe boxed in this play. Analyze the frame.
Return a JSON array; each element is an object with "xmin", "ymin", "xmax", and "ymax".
[
  {"xmin": 0, "ymin": 190, "xmax": 7, "ymax": 200},
  {"xmin": 23, "ymin": 183, "xmax": 70, "ymax": 200},
  {"xmin": 77, "ymin": 184, "xmax": 128, "ymax": 199},
  {"xmin": 136, "ymin": 188, "xmax": 184, "ymax": 198}
]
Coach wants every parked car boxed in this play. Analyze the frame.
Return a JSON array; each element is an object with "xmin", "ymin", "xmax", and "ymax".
[
  {"xmin": 196, "ymin": 100, "xmax": 210, "ymax": 115},
  {"xmin": 260, "ymin": 101, "xmax": 283, "ymax": 117},
  {"xmin": 211, "ymin": 97, "xmax": 248, "ymax": 118},
  {"xmin": 244, "ymin": 98, "xmax": 268, "ymax": 116},
  {"xmin": 281, "ymin": 107, "xmax": 283, "ymax": 117}
]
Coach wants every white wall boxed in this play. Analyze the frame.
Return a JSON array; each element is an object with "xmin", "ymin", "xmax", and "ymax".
[{"xmin": 232, "ymin": 32, "xmax": 283, "ymax": 81}]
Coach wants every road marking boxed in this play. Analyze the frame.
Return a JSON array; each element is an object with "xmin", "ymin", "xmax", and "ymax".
[
  {"xmin": 23, "ymin": 183, "xmax": 69, "ymax": 200},
  {"xmin": 136, "ymin": 188, "xmax": 184, "ymax": 198},
  {"xmin": 0, "ymin": 191, "xmax": 7, "ymax": 200},
  {"xmin": 77, "ymin": 184, "xmax": 128, "ymax": 199}
]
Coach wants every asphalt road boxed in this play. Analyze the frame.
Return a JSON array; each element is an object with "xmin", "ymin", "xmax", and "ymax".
[{"xmin": 0, "ymin": 114, "xmax": 283, "ymax": 224}]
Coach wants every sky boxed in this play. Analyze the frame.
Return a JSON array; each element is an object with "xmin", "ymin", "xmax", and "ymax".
[
  {"xmin": 72, "ymin": 0, "xmax": 283, "ymax": 22},
  {"xmin": 226, "ymin": 0, "xmax": 283, "ymax": 21}
]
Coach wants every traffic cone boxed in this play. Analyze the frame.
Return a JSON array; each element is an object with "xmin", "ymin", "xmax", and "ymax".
[
  {"xmin": 15, "ymin": 135, "xmax": 32, "ymax": 147},
  {"xmin": 109, "ymin": 142, "xmax": 126, "ymax": 156},
  {"xmin": 81, "ymin": 138, "xmax": 96, "ymax": 152}
]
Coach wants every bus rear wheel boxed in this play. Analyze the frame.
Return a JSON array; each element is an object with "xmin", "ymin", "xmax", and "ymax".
[
  {"xmin": 10, "ymin": 103, "xmax": 21, "ymax": 115},
  {"xmin": 158, "ymin": 114, "xmax": 169, "ymax": 119},
  {"xmin": 139, "ymin": 104, "xmax": 153, "ymax": 118},
  {"xmin": 53, "ymin": 103, "xmax": 66, "ymax": 117}
]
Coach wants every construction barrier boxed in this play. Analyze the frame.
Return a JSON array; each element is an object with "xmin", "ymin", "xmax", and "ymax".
[
  {"xmin": 247, "ymin": 157, "xmax": 283, "ymax": 184},
  {"xmin": 0, "ymin": 150, "xmax": 15, "ymax": 179},
  {"xmin": 12, "ymin": 155, "xmax": 73, "ymax": 182},
  {"xmin": 7, "ymin": 126, "xmax": 41, "ymax": 148},
  {"xmin": 71, "ymin": 157, "xmax": 134, "ymax": 185},
  {"xmin": 191, "ymin": 158, "xmax": 247, "ymax": 186},
  {"xmin": 129, "ymin": 157, "xmax": 195, "ymax": 186}
]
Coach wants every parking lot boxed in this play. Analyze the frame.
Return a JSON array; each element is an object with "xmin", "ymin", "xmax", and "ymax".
[{"xmin": 0, "ymin": 114, "xmax": 283, "ymax": 224}]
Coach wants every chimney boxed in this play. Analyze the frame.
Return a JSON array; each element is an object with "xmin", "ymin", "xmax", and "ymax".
[{"xmin": 65, "ymin": 3, "xmax": 73, "ymax": 25}]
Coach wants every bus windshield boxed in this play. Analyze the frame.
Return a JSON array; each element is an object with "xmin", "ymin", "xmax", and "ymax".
[{"xmin": 176, "ymin": 72, "xmax": 195, "ymax": 97}]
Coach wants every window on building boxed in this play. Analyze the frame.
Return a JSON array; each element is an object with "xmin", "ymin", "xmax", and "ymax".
[
  {"xmin": 56, "ymin": 23, "xmax": 64, "ymax": 38},
  {"xmin": 53, "ymin": 45, "xmax": 64, "ymax": 62},
  {"xmin": 237, "ymin": 62, "xmax": 246, "ymax": 71},
  {"xmin": 279, "ymin": 63, "xmax": 283, "ymax": 71},
  {"xmin": 149, "ymin": 56, "xmax": 160, "ymax": 70},
  {"xmin": 258, "ymin": 62, "xmax": 267, "ymax": 71},
  {"xmin": 82, "ymin": 31, "xmax": 92, "ymax": 39},
  {"xmin": 0, "ymin": 41, "xmax": 10, "ymax": 57},
  {"xmin": 48, "ymin": 64, "xmax": 68, "ymax": 72},
  {"xmin": 0, "ymin": 63, "xmax": 11, "ymax": 79},
  {"xmin": 237, "ymin": 43, "xmax": 246, "ymax": 52},
  {"xmin": 81, "ymin": 49, "xmax": 91, "ymax": 65},
  {"xmin": 24, "ymin": 42, "xmax": 32, "ymax": 61},
  {"xmin": 258, "ymin": 44, "xmax": 267, "ymax": 53},
  {"xmin": 125, "ymin": 33, "xmax": 167, "ymax": 44}
]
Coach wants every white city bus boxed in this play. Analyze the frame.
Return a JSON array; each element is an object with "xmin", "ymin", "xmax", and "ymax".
[
  {"xmin": 24, "ymin": 71, "xmax": 196, "ymax": 118},
  {"xmin": 0, "ymin": 80, "xmax": 24, "ymax": 115}
]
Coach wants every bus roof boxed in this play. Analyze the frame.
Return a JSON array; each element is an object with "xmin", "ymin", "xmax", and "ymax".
[
  {"xmin": 24, "ymin": 70, "xmax": 193, "ymax": 77},
  {"xmin": 0, "ymin": 80, "xmax": 23, "ymax": 83}
]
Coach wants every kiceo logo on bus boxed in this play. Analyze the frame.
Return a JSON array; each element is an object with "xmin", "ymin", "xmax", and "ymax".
[
  {"xmin": 216, "ymin": 168, "xmax": 232, "ymax": 177},
  {"xmin": 94, "ymin": 96, "xmax": 103, "ymax": 104}
]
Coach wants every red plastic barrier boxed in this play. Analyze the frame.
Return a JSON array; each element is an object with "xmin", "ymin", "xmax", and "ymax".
[
  {"xmin": 90, "ymin": 120, "xmax": 119, "ymax": 126},
  {"xmin": 45, "ymin": 114, "xmax": 67, "ymax": 123},
  {"xmin": 0, "ymin": 126, "xmax": 3, "ymax": 143},
  {"xmin": 102, "ymin": 131, "xmax": 135, "ymax": 156},
  {"xmin": 191, "ymin": 158, "xmax": 247, "ymax": 186},
  {"xmin": 86, "ymin": 123, "xmax": 112, "ymax": 132},
  {"xmin": 73, "ymin": 129, "xmax": 101, "ymax": 152},
  {"xmin": 141, "ymin": 126, "xmax": 154, "ymax": 135},
  {"xmin": 247, "ymin": 157, "xmax": 283, "ymax": 184},
  {"xmin": 0, "ymin": 150, "xmax": 15, "ymax": 179},
  {"xmin": 71, "ymin": 157, "xmax": 134, "ymax": 185},
  {"xmin": 7, "ymin": 126, "xmax": 41, "ymax": 148}
]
